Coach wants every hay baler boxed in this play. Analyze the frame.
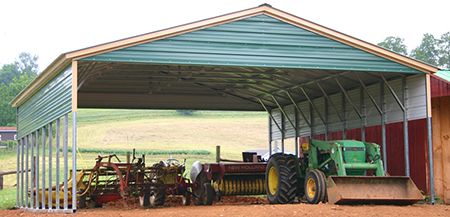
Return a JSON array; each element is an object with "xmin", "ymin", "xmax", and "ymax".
[{"xmin": 266, "ymin": 139, "xmax": 423, "ymax": 204}]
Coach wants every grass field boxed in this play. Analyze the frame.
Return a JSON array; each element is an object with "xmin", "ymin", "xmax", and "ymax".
[{"xmin": 0, "ymin": 109, "xmax": 267, "ymax": 209}]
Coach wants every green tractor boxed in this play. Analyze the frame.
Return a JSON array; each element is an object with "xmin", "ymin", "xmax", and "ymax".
[{"xmin": 265, "ymin": 140, "xmax": 423, "ymax": 204}]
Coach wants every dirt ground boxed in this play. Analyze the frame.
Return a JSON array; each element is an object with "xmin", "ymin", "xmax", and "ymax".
[{"xmin": 2, "ymin": 197, "xmax": 449, "ymax": 217}]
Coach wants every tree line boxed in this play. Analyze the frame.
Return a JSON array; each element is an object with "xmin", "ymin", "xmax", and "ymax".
[
  {"xmin": 378, "ymin": 32, "xmax": 449, "ymax": 69},
  {"xmin": 0, "ymin": 53, "xmax": 38, "ymax": 126},
  {"xmin": 0, "ymin": 32, "xmax": 449, "ymax": 126}
]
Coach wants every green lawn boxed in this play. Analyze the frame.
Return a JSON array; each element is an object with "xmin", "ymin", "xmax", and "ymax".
[{"xmin": 0, "ymin": 188, "xmax": 16, "ymax": 210}]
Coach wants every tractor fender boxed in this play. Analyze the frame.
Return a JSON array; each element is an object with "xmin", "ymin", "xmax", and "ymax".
[{"xmin": 190, "ymin": 161, "xmax": 204, "ymax": 183}]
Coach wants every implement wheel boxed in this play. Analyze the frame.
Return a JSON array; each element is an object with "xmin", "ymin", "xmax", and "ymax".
[
  {"xmin": 150, "ymin": 186, "xmax": 166, "ymax": 207},
  {"xmin": 304, "ymin": 169, "xmax": 327, "ymax": 204},
  {"xmin": 139, "ymin": 192, "xmax": 150, "ymax": 207},
  {"xmin": 265, "ymin": 154, "xmax": 298, "ymax": 204}
]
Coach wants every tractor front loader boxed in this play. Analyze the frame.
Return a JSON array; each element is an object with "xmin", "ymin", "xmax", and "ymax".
[{"xmin": 265, "ymin": 140, "xmax": 423, "ymax": 205}]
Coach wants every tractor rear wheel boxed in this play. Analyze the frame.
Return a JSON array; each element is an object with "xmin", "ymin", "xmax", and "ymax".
[
  {"xmin": 265, "ymin": 154, "xmax": 298, "ymax": 204},
  {"xmin": 304, "ymin": 169, "xmax": 327, "ymax": 204}
]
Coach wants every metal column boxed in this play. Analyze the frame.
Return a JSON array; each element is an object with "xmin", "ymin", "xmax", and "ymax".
[
  {"xmin": 63, "ymin": 114, "xmax": 68, "ymax": 210},
  {"xmin": 380, "ymin": 82, "xmax": 387, "ymax": 171},
  {"xmin": 268, "ymin": 112, "xmax": 272, "ymax": 156},
  {"xmin": 35, "ymin": 129, "xmax": 39, "ymax": 209},
  {"xmin": 342, "ymin": 92, "xmax": 347, "ymax": 139},
  {"xmin": 55, "ymin": 118, "xmax": 61, "ymax": 209},
  {"xmin": 360, "ymin": 87, "xmax": 366, "ymax": 141},
  {"xmin": 48, "ymin": 123, "xmax": 53, "ymax": 209},
  {"xmin": 425, "ymin": 74, "xmax": 435, "ymax": 204},
  {"xmin": 381, "ymin": 75, "xmax": 409, "ymax": 176},
  {"xmin": 72, "ymin": 112, "xmax": 78, "ymax": 211},
  {"xmin": 25, "ymin": 136, "xmax": 29, "ymax": 208},
  {"xmin": 41, "ymin": 127, "xmax": 46, "ymax": 209},
  {"xmin": 294, "ymin": 108, "xmax": 299, "ymax": 157},
  {"xmin": 30, "ymin": 132, "xmax": 34, "ymax": 209},
  {"xmin": 281, "ymin": 111, "xmax": 285, "ymax": 153},
  {"xmin": 20, "ymin": 138, "xmax": 24, "ymax": 207},
  {"xmin": 16, "ymin": 138, "xmax": 20, "ymax": 208},
  {"xmin": 402, "ymin": 77, "xmax": 410, "ymax": 177}
]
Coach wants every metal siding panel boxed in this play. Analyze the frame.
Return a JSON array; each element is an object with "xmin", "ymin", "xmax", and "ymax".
[
  {"xmin": 17, "ymin": 67, "xmax": 72, "ymax": 138},
  {"xmin": 431, "ymin": 76, "xmax": 450, "ymax": 98},
  {"xmin": 83, "ymin": 15, "xmax": 420, "ymax": 73},
  {"xmin": 271, "ymin": 110, "xmax": 282, "ymax": 140},
  {"xmin": 272, "ymin": 76, "xmax": 427, "ymax": 140}
]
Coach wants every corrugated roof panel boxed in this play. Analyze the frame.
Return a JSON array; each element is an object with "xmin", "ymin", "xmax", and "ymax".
[
  {"xmin": 435, "ymin": 70, "xmax": 450, "ymax": 82},
  {"xmin": 83, "ymin": 14, "xmax": 421, "ymax": 73}
]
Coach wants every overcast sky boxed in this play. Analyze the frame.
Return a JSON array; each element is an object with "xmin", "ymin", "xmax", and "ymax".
[{"xmin": 0, "ymin": 0, "xmax": 449, "ymax": 71}]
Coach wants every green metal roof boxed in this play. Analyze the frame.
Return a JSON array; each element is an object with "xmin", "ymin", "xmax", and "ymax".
[
  {"xmin": 435, "ymin": 70, "xmax": 450, "ymax": 82},
  {"xmin": 83, "ymin": 15, "xmax": 421, "ymax": 74}
]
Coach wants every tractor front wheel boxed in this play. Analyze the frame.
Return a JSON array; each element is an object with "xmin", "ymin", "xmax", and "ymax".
[
  {"xmin": 304, "ymin": 169, "xmax": 327, "ymax": 204},
  {"xmin": 265, "ymin": 154, "xmax": 298, "ymax": 204}
]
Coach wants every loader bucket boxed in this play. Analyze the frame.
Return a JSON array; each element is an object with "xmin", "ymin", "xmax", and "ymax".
[{"xmin": 326, "ymin": 176, "xmax": 423, "ymax": 205}]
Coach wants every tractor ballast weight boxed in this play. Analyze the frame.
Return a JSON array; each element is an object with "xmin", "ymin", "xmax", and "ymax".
[{"xmin": 265, "ymin": 140, "xmax": 423, "ymax": 205}]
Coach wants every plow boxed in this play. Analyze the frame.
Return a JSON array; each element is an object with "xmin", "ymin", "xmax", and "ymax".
[{"xmin": 35, "ymin": 150, "xmax": 193, "ymax": 208}]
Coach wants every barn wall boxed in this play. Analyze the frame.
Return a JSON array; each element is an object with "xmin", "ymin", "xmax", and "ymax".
[
  {"xmin": 431, "ymin": 76, "xmax": 450, "ymax": 98},
  {"xmin": 432, "ymin": 96, "xmax": 450, "ymax": 203}
]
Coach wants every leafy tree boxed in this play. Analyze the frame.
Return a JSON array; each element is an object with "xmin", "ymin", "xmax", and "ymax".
[
  {"xmin": 0, "ymin": 52, "xmax": 38, "ymax": 85},
  {"xmin": 378, "ymin": 36, "xmax": 408, "ymax": 55},
  {"xmin": 438, "ymin": 32, "xmax": 450, "ymax": 69},
  {"xmin": 410, "ymin": 33, "xmax": 440, "ymax": 66},
  {"xmin": 0, "ymin": 52, "xmax": 38, "ymax": 126}
]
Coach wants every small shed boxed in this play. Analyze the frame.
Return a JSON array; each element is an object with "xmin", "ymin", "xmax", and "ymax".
[
  {"xmin": 10, "ymin": 4, "xmax": 450, "ymax": 212},
  {"xmin": 0, "ymin": 127, "xmax": 17, "ymax": 141}
]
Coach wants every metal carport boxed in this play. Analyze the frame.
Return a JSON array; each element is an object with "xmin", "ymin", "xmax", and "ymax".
[{"xmin": 11, "ymin": 4, "xmax": 441, "ymax": 212}]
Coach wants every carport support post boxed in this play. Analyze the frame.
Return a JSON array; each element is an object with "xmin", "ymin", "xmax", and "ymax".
[
  {"xmin": 380, "ymin": 82, "xmax": 387, "ymax": 171},
  {"xmin": 16, "ymin": 138, "xmax": 20, "ymax": 207},
  {"xmin": 425, "ymin": 74, "xmax": 435, "ymax": 204},
  {"xmin": 41, "ymin": 127, "xmax": 46, "ymax": 209},
  {"xmin": 402, "ymin": 77, "xmax": 410, "ymax": 177},
  {"xmin": 35, "ymin": 129, "xmax": 39, "ymax": 209},
  {"xmin": 25, "ymin": 136, "xmax": 29, "ymax": 208},
  {"xmin": 360, "ymin": 87, "xmax": 366, "ymax": 141},
  {"xmin": 294, "ymin": 108, "xmax": 299, "ymax": 157},
  {"xmin": 72, "ymin": 112, "xmax": 77, "ymax": 211},
  {"xmin": 268, "ymin": 111, "xmax": 272, "ymax": 156},
  {"xmin": 21, "ymin": 138, "xmax": 24, "ymax": 206},
  {"xmin": 281, "ymin": 111, "xmax": 285, "ymax": 153},
  {"xmin": 342, "ymin": 92, "xmax": 347, "ymax": 139},
  {"xmin": 48, "ymin": 123, "xmax": 53, "ymax": 209},
  {"xmin": 63, "ymin": 114, "xmax": 68, "ymax": 210},
  {"xmin": 55, "ymin": 118, "xmax": 60, "ymax": 210},
  {"xmin": 30, "ymin": 133, "xmax": 36, "ymax": 209},
  {"xmin": 381, "ymin": 75, "xmax": 409, "ymax": 176},
  {"xmin": 71, "ymin": 60, "xmax": 78, "ymax": 212}
]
